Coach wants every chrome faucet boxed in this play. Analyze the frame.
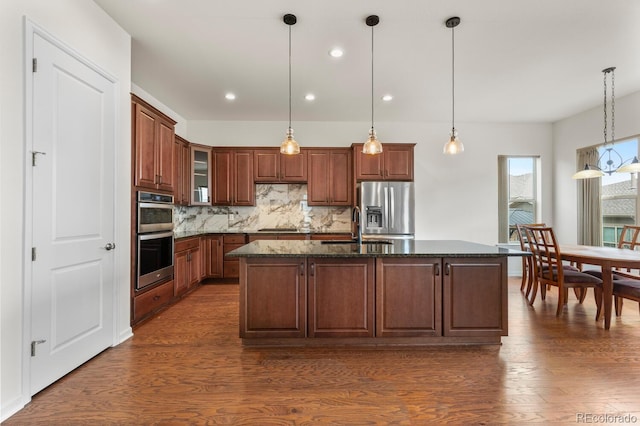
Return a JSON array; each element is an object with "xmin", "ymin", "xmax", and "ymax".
[{"xmin": 352, "ymin": 206, "xmax": 362, "ymax": 244}]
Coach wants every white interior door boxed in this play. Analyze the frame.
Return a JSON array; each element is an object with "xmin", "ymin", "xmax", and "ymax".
[{"xmin": 29, "ymin": 31, "xmax": 116, "ymax": 395}]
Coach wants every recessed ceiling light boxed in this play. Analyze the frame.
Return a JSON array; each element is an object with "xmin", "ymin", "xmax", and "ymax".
[
  {"xmin": 329, "ymin": 48, "xmax": 344, "ymax": 58},
  {"xmin": 225, "ymin": 93, "xmax": 236, "ymax": 100},
  {"xmin": 304, "ymin": 93, "xmax": 316, "ymax": 101},
  {"xmin": 382, "ymin": 94, "xmax": 393, "ymax": 102}
]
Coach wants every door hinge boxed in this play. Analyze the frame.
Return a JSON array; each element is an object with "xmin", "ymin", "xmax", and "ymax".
[
  {"xmin": 32, "ymin": 247, "xmax": 36, "ymax": 261},
  {"xmin": 32, "ymin": 151, "xmax": 46, "ymax": 166},
  {"xmin": 32, "ymin": 58, "xmax": 37, "ymax": 72},
  {"xmin": 31, "ymin": 339, "xmax": 46, "ymax": 356}
]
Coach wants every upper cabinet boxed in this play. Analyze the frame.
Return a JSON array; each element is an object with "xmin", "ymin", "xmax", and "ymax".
[
  {"xmin": 254, "ymin": 148, "xmax": 307, "ymax": 183},
  {"xmin": 212, "ymin": 148, "xmax": 255, "ymax": 206},
  {"xmin": 190, "ymin": 144, "xmax": 212, "ymax": 205},
  {"xmin": 352, "ymin": 143, "xmax": 415, "ymax": 181},
  {"xmin": 132, "ymin": 95, "xmax": 177, "ymax": 193},
  {"xmin": 307, "ymin": 148, "xmax": 352, "ymax": 206},
  {"xmin": 174, "ymin": 135, "xmax": 190, "ymax": 206}
]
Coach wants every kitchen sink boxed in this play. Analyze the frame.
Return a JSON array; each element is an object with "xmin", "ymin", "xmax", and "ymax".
[{"xmin": 320, "ymin": 240, "xmax": 393, "ymax": 245}]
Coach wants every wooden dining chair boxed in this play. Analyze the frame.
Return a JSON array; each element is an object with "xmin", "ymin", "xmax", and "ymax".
[
  {"xmin": 515, "ymin": 223, "xmax": 545, "ymax": 301},
  {"xmin": 524, "ymin": 226, "xmax": 603, "ymax": 318}
]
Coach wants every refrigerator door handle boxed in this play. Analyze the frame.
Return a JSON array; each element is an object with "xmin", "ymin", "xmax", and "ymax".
[
  {"xmin": 389, "ymin": 186, "xmax": 395, "ymax": 228},
  {"xmin": 383, "ymin": 186, "xmax": 389, "ymax": 231}
]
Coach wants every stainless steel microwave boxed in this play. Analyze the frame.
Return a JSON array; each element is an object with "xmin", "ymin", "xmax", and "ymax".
[{"xmin": 137, "ymin": 191, "xmax": 174, "ymax": 233}]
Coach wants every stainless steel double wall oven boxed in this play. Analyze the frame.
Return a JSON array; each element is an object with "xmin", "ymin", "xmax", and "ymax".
[{"xmin": 136, "ymin": 191, "xmax": 174, "ymax": 290}]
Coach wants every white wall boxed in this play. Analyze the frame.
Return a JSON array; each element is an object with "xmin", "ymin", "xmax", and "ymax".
[
  {"xmin": 553, "ymin": 90, "xmax": 640, "ymax": 244},
  {"xmin": 188, "ymin": 120, "xmax": 554, "ymax": 245},
  {"xmin": 0, "ymin": 0, "xmax": 131, "ymax": 420}
]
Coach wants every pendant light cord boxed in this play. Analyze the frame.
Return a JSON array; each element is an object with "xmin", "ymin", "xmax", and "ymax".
[
  {"xmin": 371, "ymin": 24, "xmax": 374, "ymax": 130},
  {"xmin": 288, "ymin": 24, "xmax": 292, "ymax": 129},
  {"xmin": 451, "ymin": 25, "xmax": 455, "ymax": 130}
]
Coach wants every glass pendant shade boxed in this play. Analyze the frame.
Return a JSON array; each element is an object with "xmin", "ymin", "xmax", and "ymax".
[
  {"xmin": 572, "ymin": 164, "xmax": 604, "ymax": 179},
  {"xmin": 616, "ymin": 156, "xmax": 640, "ymax": 173},
  {"xmin": 362, "ymin": 128, "xmax": 383, "ymax": 155},
  {"xmin": 443, "ymin": 128, "xmax": 464, "ymax": 155},
  {"xmin": 280, "ymin": 127, "xmax": 300, "ymax": 155}
]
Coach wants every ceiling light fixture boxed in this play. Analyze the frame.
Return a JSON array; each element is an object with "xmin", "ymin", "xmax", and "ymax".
[
  {"xmin": 382, "ymin": 94, "xmax": 393, "ymax": 102},
  {"xmin": 443, "ymin": 16, "xmax": 464, "ymax": 155},
  {"xmin": 362, "ymin": 15, "xmax": 383, "ymax": 155},
  {"xmin": 225, "ymin": 93, "xmax": 236, "ymax": 100},
  {"xmin": 329, "ymin": 48, "xmax": 344, "ymax": 58},
  {"xmin": 304, "ymin": 93, "xmax": 315, "ymax": 101},
  {"xmin": 573, "ymin": 67, "xmax": 640, "ymax": 178},
  {"xmin": 280, "ymin": 13, "xmax": 300, "ymax": 155}
]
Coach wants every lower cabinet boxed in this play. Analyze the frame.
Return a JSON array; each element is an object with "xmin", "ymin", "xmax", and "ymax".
[
  {"xmin": 375, "ymin": 257, "xmax": 441, "ymax": 337},
  {"xmin": 223, "ymin": 234, "xmax": 246, "ymax": 278},
  {"xmin": 442, "ymin": 257, "xmax": 507, "ymax": 337},
  {"xmin": 132, "ymin": 279, "xmax": 174, "ymax": 324},
  {"xmin": 239, "ymin": 255, "xmax": 508, "ymax": 342},
  {"xmin": 174, "ymin": 237, "xmax": 200, "ymax": 296},
  {"xmin": 240, "ymin": 258, "xmax": 306, "ymax": 338},
  {"xmin": 308, "ymin": 258, "xmax": 374, "ymax": 337},
  {"xmin": 201, "ymin": 235, "xmax": 223, "ymax": 279}
]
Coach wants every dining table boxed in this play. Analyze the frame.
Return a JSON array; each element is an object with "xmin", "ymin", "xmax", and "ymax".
[{"xmin": 559, "ymin": 244, "xmax": 640, "ymax": 330}]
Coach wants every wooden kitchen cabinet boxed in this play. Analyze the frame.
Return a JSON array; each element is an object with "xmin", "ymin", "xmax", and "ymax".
[
  {"xmin": 201, "ymin": 234, "xmax": 223, "ymax": 279},
  {"xmin": 442, "ymin": 257, "xmax": 508, "ymax": 337},
  {"xmin": 240, "ymin": 258, "xmax": 307, "ymax": 338},
  {"xmin": 223, "ymin": 234, "xmax": 247, "ymax": 278},
  {"xmin": 353, "ymin": 143, "xmax": 415, "ymax": 181},
  {"xmin": 212, "ymin": 149, "xmax": 255, "ymax": 206},
  {"xmin": 376, "ymin": 258, "xmax": 442, "ymax": 337},
  {"xmin": 190, "ymin": 144, "xmax": 212, "ymax": 205},
  {"xmin": 308, "ymin": 257, "xmax": 374, "ymax": 337},
  {"xmin": 307, "ymin": 148, "xmax": 352, "ymax": 206},
  {"xmin": 174, "ymin": 135, "xmax": 191, "ymax": 206},
  {"xmin": 174, "ymin": 237, "xmax": 200, "ymax": 296},
  {"xmin": 132, "ymin": 95, "xmax": 176, "ymax": 193},
  {"xmin": 132, "ymin": 279, "xmax": 174, "ymax": 324},
  {"xmin": 254, "ymin": 148, "xmax": 307, "ymax": 182}
]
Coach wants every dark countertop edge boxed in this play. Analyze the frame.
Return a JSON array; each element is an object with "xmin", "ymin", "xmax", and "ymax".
[
  {"xmin": 225, "ymin": 240, "xmax": 530, "ymax": 258},
  {"xmin": 174, "ymin": 230, "xmax": 352, "ymax": 240}
]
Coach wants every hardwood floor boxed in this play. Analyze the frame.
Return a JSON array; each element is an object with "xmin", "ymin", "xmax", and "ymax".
[{"xmin": 5, "ymin": 278, "xmax": 640, "ymax": 425}]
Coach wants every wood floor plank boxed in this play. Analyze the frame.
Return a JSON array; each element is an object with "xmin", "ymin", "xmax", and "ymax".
[{"xmin": 5, "ymin": 280, "xmax": 640, "ymax": 425}]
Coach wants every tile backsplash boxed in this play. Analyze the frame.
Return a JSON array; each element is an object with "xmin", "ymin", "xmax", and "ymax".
[{"xmin": 174, "ymin": 184, "xmax": 352, "ymax": 233}]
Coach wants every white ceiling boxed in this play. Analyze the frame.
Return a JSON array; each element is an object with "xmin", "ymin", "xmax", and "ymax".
[{"xmin": 94, "ymin": 0, "xmax": 640, "ymax": 124}]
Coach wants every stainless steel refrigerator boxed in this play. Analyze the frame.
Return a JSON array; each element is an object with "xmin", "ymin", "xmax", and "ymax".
[{"xmin": 359, "ymin": 181, "xmax": 415, "ymax": 239}]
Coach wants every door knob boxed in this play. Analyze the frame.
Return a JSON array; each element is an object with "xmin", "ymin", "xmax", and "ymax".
[{"xmin": 104, "ymin": 243, "xmax": 116, "ymax": 251}]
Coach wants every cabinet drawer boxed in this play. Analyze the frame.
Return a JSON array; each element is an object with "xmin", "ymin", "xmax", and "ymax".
[
  {"xmin": 133, "ymin": 280, "xmax": 174, "ymax": 323},
  {"xmin": 224, "ymin": 234, "xmax": 246, "ymax": 244},
  {"xmin": 175, "ymin": 237, "xmax": 199, "ymax": 252}
]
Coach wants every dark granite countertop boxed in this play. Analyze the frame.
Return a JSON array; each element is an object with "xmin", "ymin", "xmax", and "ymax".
[
  {"xmin": 174, "ymin": 230, "xmax": 351, "ymax": 240},
  {"xmin": 226, "ymin": 239, "xmax": 529, "ymax": 258}
]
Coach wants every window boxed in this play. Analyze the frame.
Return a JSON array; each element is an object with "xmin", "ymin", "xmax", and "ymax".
[
  {"xmin": 600, "ymin": 137, "xmax": 639, "ymax": 246},
  {"xmin": 498, "ymin": 156, "xmax": 541, "ymax": 243}
]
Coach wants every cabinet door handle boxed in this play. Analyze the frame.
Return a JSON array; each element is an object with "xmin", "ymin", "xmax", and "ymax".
[
  {"xmin": 444, "ymin": 263, "xmax": 450, "ymax": 275},
  {"xmin": 310, "ymin": 263, "xmax": 315, "ymax": 277},
  {"xmin": 300, "ymin": 262, "xmax": 304, "ymax": 276},
  {"xmin": 434, "ymin": 263, "xmax": 440, "ymax": 276}
]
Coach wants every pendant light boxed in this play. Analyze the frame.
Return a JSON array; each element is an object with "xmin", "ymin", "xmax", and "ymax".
[
  {"xmin": 280, "ymin": 13, "xmax": 300, "ymax": 155},
  {"xmin": 443, "ymin": 16, "xmax": 464, "ymax": 155},
  {"xmin": 362, "ymin": 15, "xmax": 383, "ymax": 155},
  {"xmin": 572, "ymin": 67, "xmax": 634, "ymax": 178}
]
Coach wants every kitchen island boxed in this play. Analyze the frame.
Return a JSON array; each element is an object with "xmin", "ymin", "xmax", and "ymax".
[{"xmin": 227, "ymin": 240, "xmax": 527, "ymax": 346}]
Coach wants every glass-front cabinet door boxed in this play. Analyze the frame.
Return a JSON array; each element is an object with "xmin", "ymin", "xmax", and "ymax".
[{"xmin": 190, "ymin": 144, "xmax": 212, "ymax": 205}]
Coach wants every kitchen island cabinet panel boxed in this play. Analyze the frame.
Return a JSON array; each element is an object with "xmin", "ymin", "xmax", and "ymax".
[
  {"xmin": 308, "ymin": 258, "xmax": 374, "ymax": 337},
  {"xmin": 240, "ymin": 258, "xmax": 306, "ymax": 338},
  {"xmin": 442, "ymin": 257, "xmax": 507, "ymax": 337},
  {"xmin": 376, "ymin": 258, "xmax": 442, "ymax": 337}
]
